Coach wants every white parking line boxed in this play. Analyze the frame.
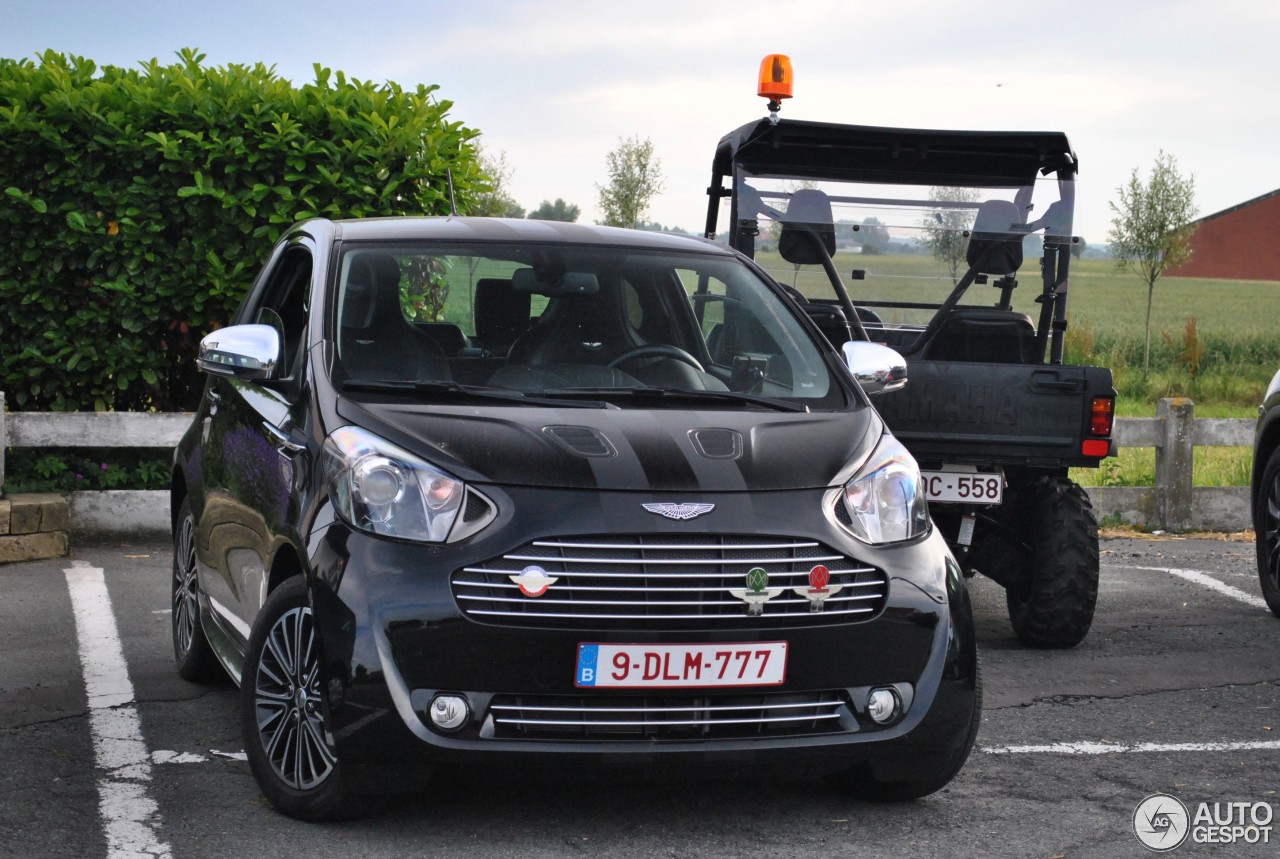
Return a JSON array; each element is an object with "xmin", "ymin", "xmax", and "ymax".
[
  {"xmin": 1118, "ymin": 565, "xmax": 1268, "ymax": 610},
  {"xmin": 983, "ymin": 740, "xmax": 1280, "ymax": 755},
  {"xmin": 65, "ymin": 560, "xmax": 172, "ymax": 859}
]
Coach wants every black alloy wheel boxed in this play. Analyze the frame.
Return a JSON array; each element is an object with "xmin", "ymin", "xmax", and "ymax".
[
  {"xmin": 242, "ymin": 576, "xmax": 377, "ymax": 820},
  {"xmin": 171, "ymin": 497, "xmax": 221, "ymax": 681}
]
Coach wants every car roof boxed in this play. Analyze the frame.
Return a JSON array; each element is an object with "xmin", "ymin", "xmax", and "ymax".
[{"xmin": 325, "ymin": 217, "xmax": 731, "ymax": 253}]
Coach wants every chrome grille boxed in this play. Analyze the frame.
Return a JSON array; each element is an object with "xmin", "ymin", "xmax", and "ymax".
[
  {"xmin": 487, "ymin": 691, "xmax": 853, "ymax": 740},
  {"xmin": 451, "ymin": 535, "xmax": 888, "ymax": 628}
]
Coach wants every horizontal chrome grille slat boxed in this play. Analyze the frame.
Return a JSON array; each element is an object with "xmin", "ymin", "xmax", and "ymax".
[
  {"xmin": 495, "ymin": 713, "xmax": 843, "ymax": 728},
  {"xmin": 454, "ymin": 578, "xmax": 883, "ymax": 592},
  {"xmin": 531, "ymin": 540, "xmax": 821, "ymax": 550},
  {"xmin": 501, "ymin": 553, "xmax": 847, "ymax": 566},
  {"xmin": 452, "ymin": 534, "xmax": 889, "ymax": 629},
  {"xmin": 490, "ymin": 701, "xmax": 837, "ymax": 715},
  {"xmin": 486, "ymin": 690, "xmax": 853, "ymax": 740},
  {"xmin": 459, "ymin": 567, "xmax": 876, "ymax": 580},
  {"xmin": 456, "ymin": 592, "xmax": 883, "ymax": 606},
  {"xmin": 465, "ymin": 606, "xmax": 876, "ymax": 620}
]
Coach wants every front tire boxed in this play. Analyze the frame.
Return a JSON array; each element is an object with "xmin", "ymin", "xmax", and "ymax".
[
  {"xmin": 1253, "ymin": 447, "xmax": 1280, "ymax": 618},
  {"xmin": 1004, "ymin": 475, "xmax": 1100, "ymax": 648},
  {"xmin": 241, "ymin": 576, "xmax": 378, "ymax": 821},
  {"xmin": 172, "ymin": 497, "xmax": 222, "ymax": 682}
]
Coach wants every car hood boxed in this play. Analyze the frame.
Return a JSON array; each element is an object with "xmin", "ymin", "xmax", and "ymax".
[{"xmin": 335, "ymin": 398, "xmax": 881, "ymax": 492}]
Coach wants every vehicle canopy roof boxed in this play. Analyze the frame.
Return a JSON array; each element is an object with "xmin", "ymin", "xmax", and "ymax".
[{"xmin": 712, "ymin": 118, "xmax": 1077, "ymax": 188}]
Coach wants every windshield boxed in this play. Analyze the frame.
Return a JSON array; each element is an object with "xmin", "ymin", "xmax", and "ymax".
[
  {"xmin": 334, "ymin": 241, "xmax": 843, "ymax": 408},
  {"xmin": 730, "ymin": 168, "xmax": 1076, "ymax": 334}
]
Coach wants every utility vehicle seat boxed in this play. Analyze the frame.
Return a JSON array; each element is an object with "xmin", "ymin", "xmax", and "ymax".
[{"xmin": 923, "ymin": 308, "xmax": 1038, "ymax": 363}]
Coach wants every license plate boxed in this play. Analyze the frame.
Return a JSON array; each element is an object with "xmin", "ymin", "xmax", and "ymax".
[
  {"xmin": 575, "ymin": 642, "xmax": 787, "ymax": 689},
  {"xmin": 921, "ymin": 469, "xmax": 1004, "ymax": 504}
]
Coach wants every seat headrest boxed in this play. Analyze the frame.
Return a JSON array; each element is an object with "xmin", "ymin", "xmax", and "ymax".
[
  {"xmin": 474, "ymin": 278, "xmax": 532, "ymax": 352},
  {"xmin": 966, "ymin": 199, "xmax": 1023, "ymax": 275},
  {"xmin": 778, "ymin": 188, "xmax": 836, "ymax": 265},
  {"xmin": 342, "ymin": 252, "xmax": 403, "ymax": 330}
]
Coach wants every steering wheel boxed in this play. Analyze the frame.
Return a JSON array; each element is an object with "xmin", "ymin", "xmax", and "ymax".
[{"xmin": 607, "ymin": 344, "xmax": 705, "ymax": 372}]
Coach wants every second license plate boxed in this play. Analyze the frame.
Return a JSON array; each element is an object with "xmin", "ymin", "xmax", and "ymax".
[
  {"xmin": 921, "ymin": 469, "xmax": 1004, "ymax": 504},
  {"xmin": 575, "ymin": 642, "xmax": 787, "ymax": 689}
]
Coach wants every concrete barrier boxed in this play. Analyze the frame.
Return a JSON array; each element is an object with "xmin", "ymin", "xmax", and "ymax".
[{"xmin": 0, "ymin": 395, "xmax": 1259, "ymax": 553}]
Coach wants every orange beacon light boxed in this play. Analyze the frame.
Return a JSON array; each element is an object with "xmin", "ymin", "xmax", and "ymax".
[{"xmin": 758, "ymin": 54, "xmax": 793, "ymax": 123}]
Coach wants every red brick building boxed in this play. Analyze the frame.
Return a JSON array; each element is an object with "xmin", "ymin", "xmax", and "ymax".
[{"xmin": 1167, "ymin": 188, "xmax": 1280, "ymax": 281}]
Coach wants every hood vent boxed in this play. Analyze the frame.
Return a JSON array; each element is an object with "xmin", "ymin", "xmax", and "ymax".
[
  {"xmin": 543, "ymin": 425, "xmax": 617, "ymax": 458},
  {"xmin": 689, "ymin": 428, "xmax": 743, "ymax": 460}
]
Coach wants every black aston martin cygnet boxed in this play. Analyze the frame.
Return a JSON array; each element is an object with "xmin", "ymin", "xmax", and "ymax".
[{"xmin": 170, "ymin": 217, "xmax": 979, "ymax": 820}]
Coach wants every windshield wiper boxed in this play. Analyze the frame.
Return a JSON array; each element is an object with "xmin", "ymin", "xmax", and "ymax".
[
  {"xmin": 541, "ymin": 385, "xmax": 809, "ymax": 413},
  {"xmin": 341, "ymin": 379, "xmax": 611, "ymax": 409}
]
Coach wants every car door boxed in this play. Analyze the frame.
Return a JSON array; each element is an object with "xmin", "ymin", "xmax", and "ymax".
[{"xmin": 196, "ymin": 238, "xmax": 314, "ymax": 648}]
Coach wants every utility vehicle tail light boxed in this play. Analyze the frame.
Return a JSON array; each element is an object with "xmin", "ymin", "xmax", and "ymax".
[
  {"xmin": 1089, "ymin": 397, "xmax": 1114, "ymax": 437},
  {"xmin": 757, "ymin": 54, "xmax": 793, "ymax": 101},
  {"xmin": 1080, "ymin": 397, "xmax": 1114, "ymax": 458}
]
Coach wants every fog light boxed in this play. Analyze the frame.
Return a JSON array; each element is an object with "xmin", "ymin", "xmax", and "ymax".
[
  {"xmin": 429, "ymin": 694, "xmax": 469, "ymax": 732},
  {"xmin": 867, "ymin": 687, "xmax": 901, "ymax": 724}
]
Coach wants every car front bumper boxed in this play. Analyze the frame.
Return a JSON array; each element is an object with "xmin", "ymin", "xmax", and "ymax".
[{"xmin": 305, "ymin": 485, "xmax": 978, "ymax": 782}]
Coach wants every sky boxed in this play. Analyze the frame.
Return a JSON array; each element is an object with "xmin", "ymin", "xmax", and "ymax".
[{"xmin": 4, "ymin": 0, "xmax": 1278, "ymax": 244}]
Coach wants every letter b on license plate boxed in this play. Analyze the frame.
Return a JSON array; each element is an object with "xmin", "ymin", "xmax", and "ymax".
[{"xmin": 575, "ymin": 642, "xmax": 787, "ymax": 689}]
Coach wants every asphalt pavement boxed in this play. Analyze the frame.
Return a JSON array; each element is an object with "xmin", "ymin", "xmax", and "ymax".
[{"xmin": 1, "ymin": 535, "xmax": 1277, "ymax": 858}]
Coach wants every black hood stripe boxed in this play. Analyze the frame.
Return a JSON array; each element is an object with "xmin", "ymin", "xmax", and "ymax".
[{"xmin": 622, "ymin": 419, "xmax": 700, "ymax": 491}]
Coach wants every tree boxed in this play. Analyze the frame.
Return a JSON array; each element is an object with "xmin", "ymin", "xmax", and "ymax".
[
  {"xmin": 857, "ymin": 217, "xmax": 891, "ymax": 254},
  {"xmin": 921, "ymin": 187, "xmax": 980, "ymax": 284},
  {"xmin": 471, "ymin": 145, "xmax": 525, "ymax": 218},
  {"xmin": 529, "ymin": 198, "xmax": 580, "ymax": 222},
  {"xmin": 596, "ymin": 135, "xmax": 663, "ymax": 228},
  {"xmin": 1108, "ymin": 151, "xmax": 1197, "ymax": 375}
]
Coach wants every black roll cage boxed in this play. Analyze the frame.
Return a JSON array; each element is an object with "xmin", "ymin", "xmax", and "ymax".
[{"xmin": 703, "ymin": 118, "xmax": 1081, "ymax": 364}]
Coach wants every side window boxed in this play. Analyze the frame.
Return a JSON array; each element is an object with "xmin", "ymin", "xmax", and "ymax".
[{"xmin": 251, "ymin": 247, "xmax": 312, "ymax": 379}]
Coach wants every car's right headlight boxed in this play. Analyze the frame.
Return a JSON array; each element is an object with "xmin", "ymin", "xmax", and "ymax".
[
  {"xmin": 839, "ymin": 433, "xmax": 930, "ymax": 544},
  {"xmin": 321, "ymin": 426, "xmax": 491, "ymax": 543}
]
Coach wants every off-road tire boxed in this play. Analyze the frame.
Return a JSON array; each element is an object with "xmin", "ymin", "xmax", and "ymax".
[
  {"xmin": 1253, "ymin": 446, "xmax": 1280, "ymax": 618},
  {"xmin": 241, "ymin": 576, "xmax": 381, "ymax": 821},
  {"xmin": 1004, "ymin": 475, "xmax": 1099, "ymax": 648},
  {"xmin": 172, "ymin": 497, "xmax": 223, "ymax": 682}
]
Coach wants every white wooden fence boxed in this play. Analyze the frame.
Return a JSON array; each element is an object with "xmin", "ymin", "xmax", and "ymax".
[{"xmin": 0, "ymin": 393, "xmax": 1257, "ymax": 537}]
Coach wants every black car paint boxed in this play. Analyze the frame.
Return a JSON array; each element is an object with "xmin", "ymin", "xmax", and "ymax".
[{"xmin": 173, "ymin": 217, "xmax": 976, "ymax": 786}]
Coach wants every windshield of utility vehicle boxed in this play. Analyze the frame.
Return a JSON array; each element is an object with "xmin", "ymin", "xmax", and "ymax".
[
  {"xmin": 730, "ymin": 169, "xmax": 1077, "ymax": 334},
  {"xmin": 334, "ymin": 242, "xmax": 843, "ymax": 407}
]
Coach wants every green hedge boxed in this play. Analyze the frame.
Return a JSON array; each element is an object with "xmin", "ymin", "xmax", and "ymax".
[{"xmin": 0, "ymin": 49, "xmax": 483, "ymax": 412}]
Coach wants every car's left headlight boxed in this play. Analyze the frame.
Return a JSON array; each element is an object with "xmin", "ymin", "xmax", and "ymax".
[
  {"xmin": 839, "ymin": 434, "xmax": 929, "ymax": 544},
  {"xmin": 322, "ymin": 426, "xmax": 468, "ymax": 543}
]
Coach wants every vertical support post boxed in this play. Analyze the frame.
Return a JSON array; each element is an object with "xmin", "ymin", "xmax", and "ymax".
[
  {"xmin": 1155, "ymin": 397, "xmax": 1194, "ymax": 531},
  {"xmin": 0, "ymin": 391, "xmax": 6, "ymax": 496}
]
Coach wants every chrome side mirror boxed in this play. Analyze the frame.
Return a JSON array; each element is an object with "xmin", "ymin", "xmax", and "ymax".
[
  {"xmin": 842, "ymin": 340, "xmax": 907, "ymax": 396},
  {"xmin": 197, "ymin": 324, "xmax": 281, "ymax": 380}
]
